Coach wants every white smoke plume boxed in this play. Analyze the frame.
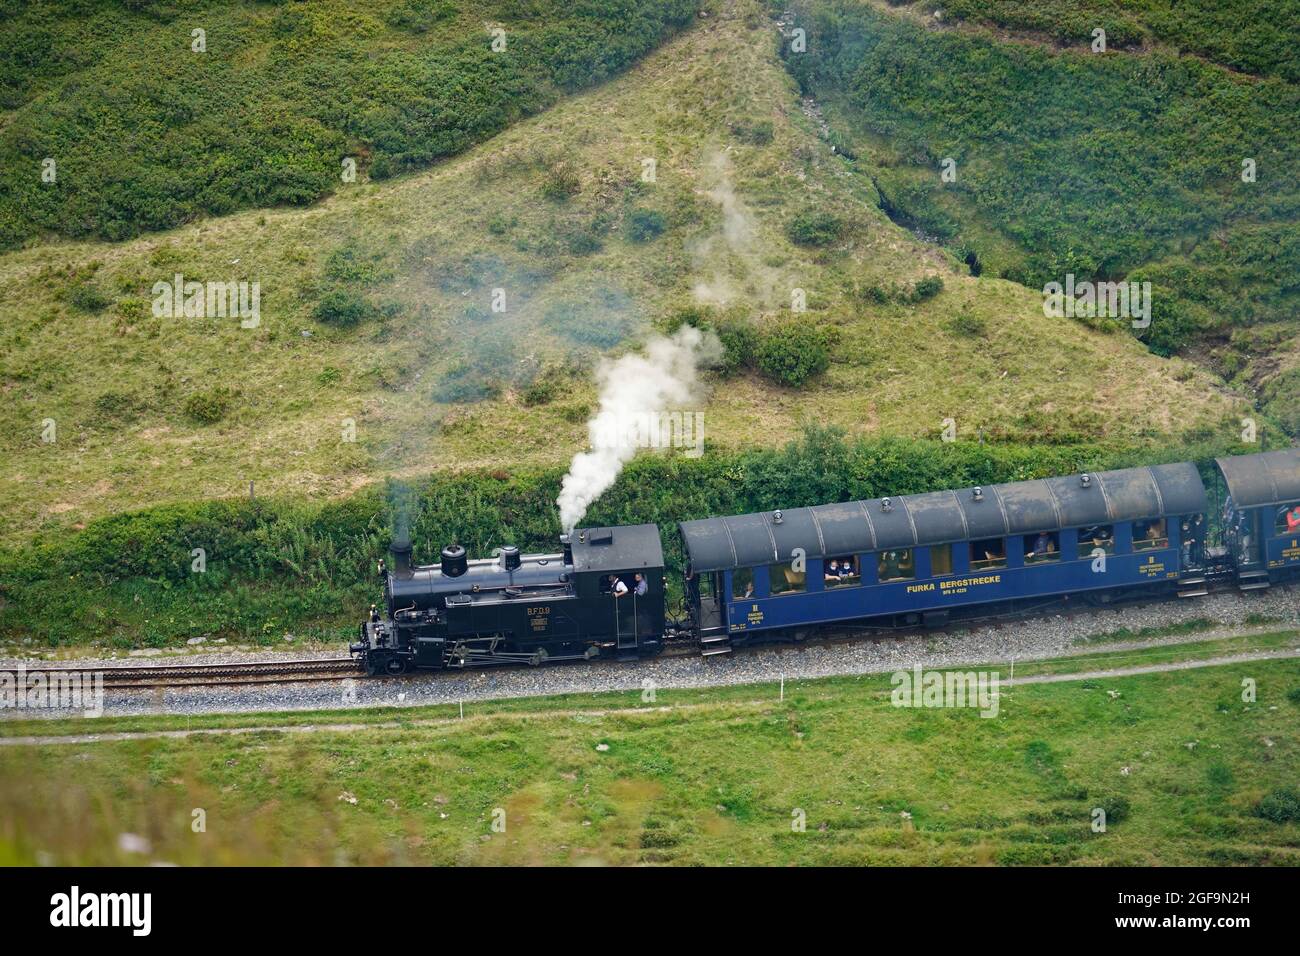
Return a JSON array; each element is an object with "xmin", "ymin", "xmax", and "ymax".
[{"xmin": 556, "ymin": 325, "xmax": 722, "ymax": 531}]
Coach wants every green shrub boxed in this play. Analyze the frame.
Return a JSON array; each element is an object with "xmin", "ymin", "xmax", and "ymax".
[
  {"xmin": 625, "ymin": 208, "xmax": 666, "ymax": 243},
  {"xmin": 183, "ymin": 388, "xmax": 233, "ymax": 425},
  {"xmin": 786, "ymin": 210, "xmax": 843, "ymax": 247},
  {"xmin": 1095, "ymin": 794, "xmax": 1131, "ymax": 825},
  {"xmin": 67, "ymin": 281, "xmax": 110, "ymax": 313},
  {"xmin": 385, "ymin": 0, "xmax": 457, "ymax": 33},
  {"xmin": 1253, "ymin": 787, "xmax": 1300, "ymax": 823},
  {"xmin": 313, "ymin": 290, "xmax": 375, "ymax": 327},
  {"xmin": 756, "ymin": 322, "xmax": 831, "ymax": 386},
  {"xmin": 714, "ymin": 315, "xmax": 759, "ymax": 377},
  {"xmin": 911, "ymin": 275, "xmax": 944, "ymax": 302},
  {"xmin": 944, "ymin": 309, "xmax": 986, "ymax": 337},
  {"xmin": 540, "ymin": 163, "xmax": 582, "ymax": 202}
]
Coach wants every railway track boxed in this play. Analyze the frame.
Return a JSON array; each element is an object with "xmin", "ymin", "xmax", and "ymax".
[{"xmin": 20, "ymin": 657, "xmax": 362, "ymax": 690}]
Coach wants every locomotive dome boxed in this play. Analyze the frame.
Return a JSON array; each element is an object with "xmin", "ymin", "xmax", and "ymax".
[{"xmin": 678, "ymin": 462, "xmax": 1208, "ymax": 573}]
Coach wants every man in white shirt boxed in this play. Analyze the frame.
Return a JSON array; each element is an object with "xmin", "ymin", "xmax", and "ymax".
[{"xmin": 609, "ymin": 575, "xmax": 628, "ymax": 597}]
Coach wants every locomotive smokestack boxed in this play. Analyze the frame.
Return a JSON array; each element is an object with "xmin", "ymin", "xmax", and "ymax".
[
  {"xmin": 560, "ymin": 533, "xmax": 573, "ymax": 566},
  {"xmin": 389, "ymin": 536, "xmax": 413, "ymax": 579}
]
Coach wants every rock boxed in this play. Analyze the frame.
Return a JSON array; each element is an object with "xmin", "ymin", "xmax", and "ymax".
[
  {"xmin": 595, "ymin": 743, "xmax": 610, "ymax": 752},
  {"xmin": 186, "ymin": 637, "xmax": 206, "ymax": 646},
  {"xmin": 338, "ymin": 791, "xmax": 358, "ymax": 805},
  {"xmin": 117, "ymin": 833, "xmax": 151, "ymax": 854}
]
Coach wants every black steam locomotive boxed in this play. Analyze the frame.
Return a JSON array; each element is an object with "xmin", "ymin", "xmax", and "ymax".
[
  {"xmin": 352, "ymin": 447, "xmax": 1300, "ymax": 675},
  {"xmin": 353, "ymin": 525, "xmax": 666, "ymax": 675}
]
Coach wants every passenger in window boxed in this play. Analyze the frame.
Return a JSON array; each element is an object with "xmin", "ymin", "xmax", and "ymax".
[
  {"xmin": 880, "ymin": 550, "xmax": 903, "ymax": 580},
  {"xmin": 840, "ymin": 558, "xmax": 857, "ymax": 579},
  {"xmin": 825, "ymin": 560, "xmax": 841, "ymax": 583},
  {"xmin": 1288, "ymin": 505, "xmax": 1300, "ymax": 533},
  {"xmin": 1028, "ymin": 532, "xmax": 1052, "ymax": 558},
  {"xmin": 744, "ymin": 580, "xmax": 754, "ymax": 598},
  {"xmin": 634, "ymin": 573, "xmax": 648, "ymax": 597}
]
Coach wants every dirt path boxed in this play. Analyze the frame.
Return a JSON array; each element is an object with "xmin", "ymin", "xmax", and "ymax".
[{"xmin": 3, "ymin": 647, "xmax": 1294, "ymax": 747}]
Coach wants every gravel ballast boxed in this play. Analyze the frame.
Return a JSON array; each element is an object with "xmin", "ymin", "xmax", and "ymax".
[{"xmin": 3, "ymin": 584, "xmax": 1297, "ymax": 721}]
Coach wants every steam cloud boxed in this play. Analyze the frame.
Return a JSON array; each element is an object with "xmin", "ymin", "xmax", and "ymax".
[{"xmin": 556, "ymin": 325, "xmax": 721, "ymax": 531}]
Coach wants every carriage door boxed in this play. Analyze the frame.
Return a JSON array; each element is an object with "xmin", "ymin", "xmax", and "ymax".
[{"xmin": 611, "ymin": 574, "xmax": 638, "ymax": 650}]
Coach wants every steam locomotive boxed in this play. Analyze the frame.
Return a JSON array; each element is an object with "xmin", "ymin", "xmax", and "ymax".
[{"xmin": 351, "ymin": 447, "xmax": 1300, "ymax": 675}]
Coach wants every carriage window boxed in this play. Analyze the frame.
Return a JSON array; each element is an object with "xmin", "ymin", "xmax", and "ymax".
[
  {"xmin": 1076, "ymin": 525, "xmax": 1114, "ymax": 558},
  {"xmin": 1276, "ymin": 503, "xmax": 1300, "ymax": 535},
  {"xmin": 970, "ymin": 539, "xmax": 1006, "ymax": 570},
  {"xmin": 1132, "ymin": 519, "xmax": 1168, "ymax": 550},
  {"xmin": 877, "ymin": 549, "xmax": 914, "ymax": 581},
  {"xmin": 824, "ymin": 555, "xmax": 860, "ymax": 588},
  {"xmin": 732, "ymin": 567, "xmax": 754, "ymax": 600},
  {"xmin": 1024, "ymin": 531, "xmax": 1060, "ymax": 564},
  {"xmin": 930, "ymin": 545, "xmax": 953, "ymax": 576},
  {"xmin": 769, "ymin": 561, "xmax": 806, "ymax": 595}
]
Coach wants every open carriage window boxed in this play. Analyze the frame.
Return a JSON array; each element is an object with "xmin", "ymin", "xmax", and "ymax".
[
  {"xmin": 876, "ymin": 549, "xmax": 914, "ymax": 581},
  {"xmin": 1076, "ymin": 525, "xmax": 1114, "ymax": 558},
  {"xmin": 732, "ymin": 567, "xmax": 755, "ymax": 600},
  {"xmin": 970, "ymin": 538, "xmax": 1006, "ymax": 571},
  {"xmin": 1024, "ymin": 531, "xmax": 1060, "ymax": 564},
  {"xmin": 1275, "ymin": 503, "xmax": 1300, "ymax": 535},
  {"xmin": 1132, "ymin": 518, "xmax": 1168, "ymax": 550},
  {"xmin": 769, "ymin": 561, "xmax": 806, "ymax": 595},
  {"xmin": 824, "ymin": 555, "xmax": 860, "ymax": 588}
]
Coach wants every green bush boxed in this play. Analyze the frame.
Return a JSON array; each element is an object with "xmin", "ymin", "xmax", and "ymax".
[
  {"xmin": 540, "ymin": 163, "xmax": 582, "ymax": 202},
  {"xmin": 944, "ymin": 309, "xmax": 986, "ymax": 337},
  {"xmin": 313, "ymin": 290, "xmax": 375, "ymax": 328},
  {"xmin": 786, "ymin": 210, "xmax": 843, "ymax": 247},
  {"xmin": 67, "ymin": 281, "xmax": 110, "ymax": 313},
  {"xmin": 1253, "ymin": 787, "xmax": 1300, "ymax": 823},
  {"xmin": 714, "ymin": 315, "xmax": 759, "ymax": 377},
  {"xmin": 385, "ymin": 0, "xmax": 458, "ymax": 33},
  {"xmin": 756, "ymin": 322, "xmax": 831, "ymax": 386},
  {"xmin": 182, "ymin": 388, "xmax": 233, "ymax": 425},
  {"xmin": 625, "ymin": 208, "xmax": 666, "ymax": 242},
  {"xmin": 911, "ymin": 275, "xmax": 944, "ymax": 302}
]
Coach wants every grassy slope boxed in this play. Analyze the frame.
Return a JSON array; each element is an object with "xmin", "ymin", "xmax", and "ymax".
[
  {"xmin": 2, "ymin": 640, "xmax": 1297, "ymax": 865},
  {"xmin": 0, "ymin": 0, "xmax": 698, "ymax": 247},
  {"xmin": 0, "ymin": 1, "xmax": 1247, "ymax": 546},
  {"xmin": 788, "ymin": 0, "xmax": 1300, "ymax": 426}
]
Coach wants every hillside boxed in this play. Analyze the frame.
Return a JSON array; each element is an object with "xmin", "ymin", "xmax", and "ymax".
[
  {"xmin": 0, "ymin": 0, "xmax": 1251, "ymax": 549},
  {"xmin": 786, "ymin": 0, "xmax": 1300, "ymax": 425}
]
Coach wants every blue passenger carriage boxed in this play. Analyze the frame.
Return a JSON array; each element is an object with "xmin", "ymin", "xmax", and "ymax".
[
  {"xmin": 678, "ymin": 464, "xmax": 1208, "ymax": 655},
  {"xmin": 1217, "ymin": 447, "xmax": 1300, "ymax": 591}
]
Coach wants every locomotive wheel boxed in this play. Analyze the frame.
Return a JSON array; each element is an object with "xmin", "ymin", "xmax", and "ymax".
[{"xmin": 385, "ymin": 658, "xmax": 407, "ymax": 675}]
